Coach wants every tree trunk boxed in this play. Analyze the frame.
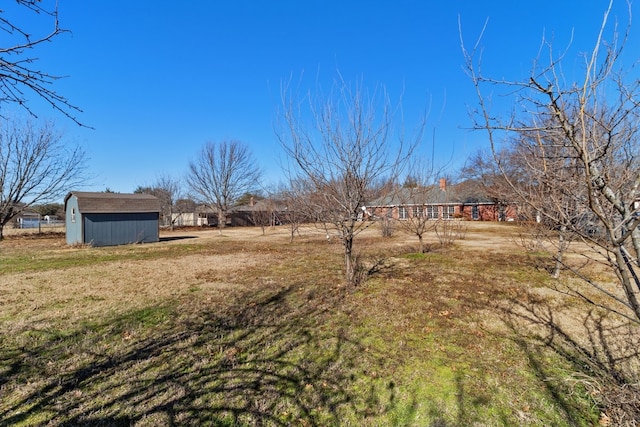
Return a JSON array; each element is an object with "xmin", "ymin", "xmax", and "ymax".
[
  {"xmin": 632, "ymin": 227, "xmax": 640, "ymax": 267},
  {"xmin": 552, "ymin": 226, "xmax": 567, "ymax": 279},
  {"xmin": 218, "ymin": 208, "xmax": 226, "ymax": 235},
  {"xmin": 615, "ymin": 246, "xmax": 640, "ymax": 321},
  {"xmin": 344, "ymin": 235, "xmax": 355, "ymax": 285}
]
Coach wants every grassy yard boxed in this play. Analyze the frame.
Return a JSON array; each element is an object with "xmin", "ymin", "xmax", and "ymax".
[{"xmin": 0, "ymin": 223, "xmax": 636, "ymax": 426}]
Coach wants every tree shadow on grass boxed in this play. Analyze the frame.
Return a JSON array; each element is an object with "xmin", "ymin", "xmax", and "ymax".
[
  {"xmin": 495, "ymin": 291, "xmax": 640, "ymax": 425},
  {"xmin": 0, "ymin": 286, "xmax": 396, "ymax": 426},
  {"xmin": 159, "ymin": 235, "xmax": 198, "ymax": 242}
]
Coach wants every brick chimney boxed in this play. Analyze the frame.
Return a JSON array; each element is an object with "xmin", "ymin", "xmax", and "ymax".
[
  {"xmin": 439, "ymin": 178, "xmax": 446, "ymax": 191},
  {"xmin": 249, "ymin": 196, "xmax": 254, "ymax": 207}
]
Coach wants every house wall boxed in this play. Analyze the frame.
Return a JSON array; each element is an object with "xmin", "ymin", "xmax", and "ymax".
[
  {"xmin": 171, "ymin": 212, "xmax": 198, "ymax": 226},
  {"xmin": 369, "ymin": 205, "xmax": 462, "ymax": 221},
  {"xmin": 230, "ymin": 211, "xmax": 254, "ymax": 227},
  {"xmin": 368, "ymin": 203, "xmax": 518, "ymax": 222},
  {"xmin": 83, "ymin": 212, "xmax": 159, "ymax": 247},
  {"xmin": 65, "ymin": 196, "xmax": 83, "ymax": 245},
  {"xmin": 459, "ymin": 205, "xmax": 498, "ymax": 221},
  {"xmin": 459, "ymin": 204, "xmax": 518, "ymax": 221}
]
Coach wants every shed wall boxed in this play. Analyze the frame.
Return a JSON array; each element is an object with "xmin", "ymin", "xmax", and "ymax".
[
  {"xmin": 65, "ymin": 196, "xmax": 83, "ymax": 245},
  {"xmin": 83, "ymin": 212, "xmax": 159, "ymax": 247}
]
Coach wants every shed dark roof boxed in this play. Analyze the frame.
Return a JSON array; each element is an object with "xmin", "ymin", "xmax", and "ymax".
[{"xmin": 65, "ymin": 192, "xmax": 161, "ymax": 214}]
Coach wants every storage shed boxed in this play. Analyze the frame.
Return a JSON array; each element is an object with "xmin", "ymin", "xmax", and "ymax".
[{"xmin": 64, "ymin": 192, "xmax": 161, "ymax": 247}]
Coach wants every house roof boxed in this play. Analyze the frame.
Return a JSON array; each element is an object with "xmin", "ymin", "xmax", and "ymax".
[
  {"xmin": 233, "ymin": 198, "xmax": 287, "ymax": 212},
  {"xmin": 366, "ymin": 182, "xmax": 496, "ymax": 207},
  {"xmin": 64, "ymin": 192, "xmax": 161, "ymax": 214},
  {"xmin": 367, "ymin": 186, "xmax": 460, "ymax": 207}
]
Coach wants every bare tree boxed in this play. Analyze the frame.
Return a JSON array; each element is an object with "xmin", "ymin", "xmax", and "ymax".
[
  {"xmin": 461, "ymin": 2, "xmax": 640, "ymax": 321},
  {"xmin": 251, "ymin": 205, "xmax": 271, "ymax": 235},
  {"xmin": 0, "ymin": 117, "xmax": 86, "ymax": 239},
  {"xmin": 187, "ymin": 140, "xmax": 261, "ymax": 234},
  {"xmin": 464, "ymin": 144, "xmax": 580, "ymax": 277},
  {"xmin": 135, "ymin": 173, "xmax": 182, "ymax": 230},
  {"xmin": 274, "ymin": 180, "xmax": 311, "ymax": 242},
  {"xmin": 396, "ymin": 194, "xmax": 433, "ymax": 252},
  {"xmin": 277, "ymin": 75, "xmax": 420, "ymax": 285},
  {"xmin": 392, "ymin": 163, "xmax": 440, "ymax": 252},
  {"xmin": 1, "ymin": 1, "xmax": 83, "ymax": 125},
  {"xmin": 246, "ymin": 193, "xmax": 276, "ymax": 235},
  {"xmin": 174, "ymin": 197, "xmax": 197, "ymax": 226},
  {"xmin": 511, "ymin": 131, "xmax": 591, "ymax": 277},
  {"xmin": 155, "ymin": 174, "xmax": 182, "ymax": 230},
  {"xmin": 460, "ymin": 149, "xmax": 520, "ymax": 219}
]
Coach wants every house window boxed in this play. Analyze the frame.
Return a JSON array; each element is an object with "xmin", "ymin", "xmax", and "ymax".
[
  {"xmin": 426, "ymin": 205, "xmax": 438, "ymax": 219},
  {"xmin": 443, "ymin": 205, "xmax": 455, "ymax": 220},
  {"xmin": 399, "ymin": 206, "xmax": 408, "ymax": 220},
  {"xmin": 412, "ymin": 206, "xmax": 423, "ymax": 218},
  {"xmin": 71, "ymin": 208, "xmax": 76, "ymax": 223},
  {"xmin": 472, "ymin": 205, "xmax": 479, "ymax": 220}
]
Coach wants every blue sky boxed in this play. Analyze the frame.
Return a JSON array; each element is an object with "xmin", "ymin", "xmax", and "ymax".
[{"xmin": 15, "ymin": 1, "xmax": 638, "ymax": 194}]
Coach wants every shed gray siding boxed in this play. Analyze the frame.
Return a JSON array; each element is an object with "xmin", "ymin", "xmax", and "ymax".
[
  {"xmin": 65, "ymin": 196, "xmax": 82, "ymax": 245},
  {"xmin": 83, "ymin": 212, "xmax": 159, "ymax": 246}
]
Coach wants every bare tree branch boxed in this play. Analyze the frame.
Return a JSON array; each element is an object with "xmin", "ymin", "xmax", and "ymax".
[
  {"xmin": 461, "ymin": 1, "xmax": 640, "ymax": 321},
  {"xmin": 277, "ymin": 73, "xmax": 422, "ymax": 285},
  {"xmin": 0, "ymin": 1, "xmax": 85, "ymax": 126},
  {"xmin": 187, "ymin": 140, "xmax": 261, "ymax": 234},
  {"xmin": 0, "ymin": 116, "xmax": 86, "ymax": 239}
]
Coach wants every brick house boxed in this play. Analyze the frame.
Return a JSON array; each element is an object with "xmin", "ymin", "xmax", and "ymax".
[{"xmin": 364, "ymin": 179, "xmax": 518, "ymax": 222}]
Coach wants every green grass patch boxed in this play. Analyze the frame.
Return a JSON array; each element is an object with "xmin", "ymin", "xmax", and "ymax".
[{"xmin": 402, "ymin": 252, "xmax": 428, "ymax": 260}]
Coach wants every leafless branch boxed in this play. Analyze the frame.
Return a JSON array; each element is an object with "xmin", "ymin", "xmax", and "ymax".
[{"xmin": 0, "ymin": 1, "xmax": 85, "ymax": 126}]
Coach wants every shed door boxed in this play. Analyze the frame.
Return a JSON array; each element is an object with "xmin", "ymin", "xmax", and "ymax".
[{"xmin": 83, "ymin": 213, "xmax": 159, "ymax": 246}]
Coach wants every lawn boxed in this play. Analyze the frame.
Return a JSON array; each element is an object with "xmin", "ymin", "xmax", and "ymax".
[{"xmin": 0, "ymin": 222, "xmax": 633, "ymax": 426}]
